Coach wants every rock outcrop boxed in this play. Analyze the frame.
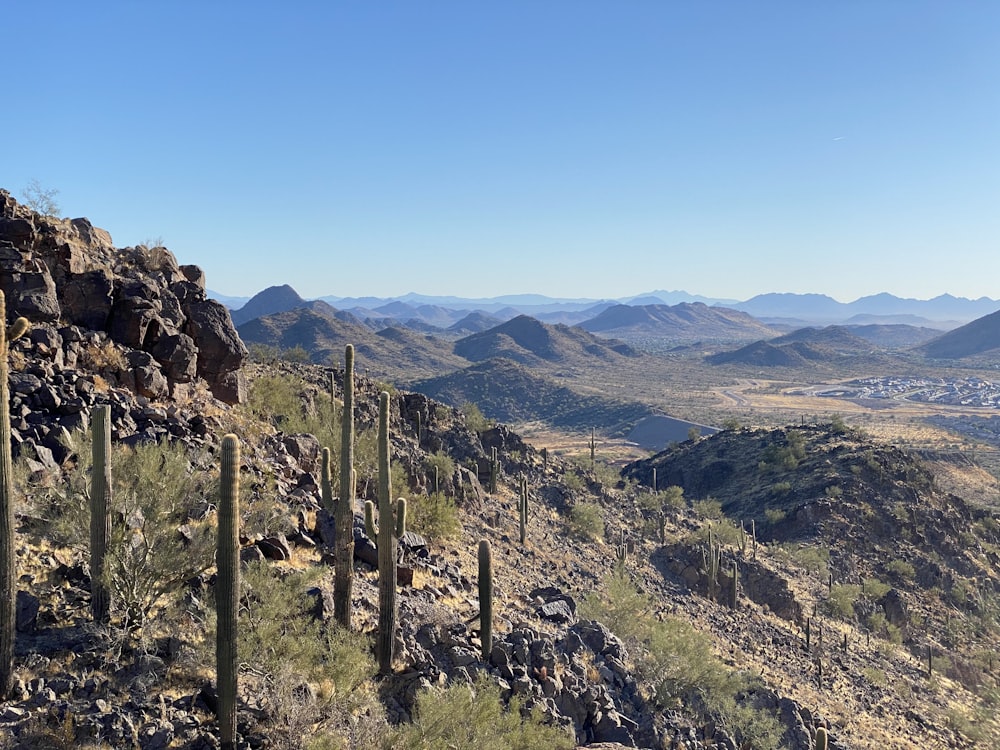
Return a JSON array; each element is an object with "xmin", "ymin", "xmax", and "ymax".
[{"xmin": 0, "ymin": 190, "xmax": 246, "ymax": 404}]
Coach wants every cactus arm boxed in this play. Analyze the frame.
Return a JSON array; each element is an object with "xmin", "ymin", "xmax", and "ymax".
[
  {"xmin": 364, "ymin": 500, "xmax": 377, "ymax": 539},
  {"xmin": 395, "ymin": 497, "xmax": 407, "ymax": 539}
]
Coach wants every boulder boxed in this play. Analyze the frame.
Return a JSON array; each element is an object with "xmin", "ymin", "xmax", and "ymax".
[{"xmin": 182, "ymin": 296, "xmax": 247, "ymax": 403}]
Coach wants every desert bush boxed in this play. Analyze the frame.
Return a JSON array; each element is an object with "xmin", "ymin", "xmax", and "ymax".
[
  {"xmin": 661, "ymin": 485, "xmax": 685, "ymax": 510},
  {"xmin": 21, "ymin": 179, "xmax": 60, "ymax": 215},
  {"xmin": 886, "ymin": 558, "xmax": 916, "ymax": 582},
  {"xmin": 692, "ymin": 498, "xmax": 724, "ymax": 520},
  {"xmin": 42, "ymin": 432, "xmax": 215, "ymax": 632},
  {"xmin": 863, "ymin": 577, "xmax": 891, "ymax": 600},
  {"xmin": 764, "ymin": 508, "xmax": 786, "ymax": 525},
  {"xmin": 637, "ymin": 490, "xmax": 660, "ymax": 513},
  {"xmin": 223, "ymin": 562, "xmax": 380, "ymax": 750},
  {"xmin": 460, "ymin": 401, "xmax": 490, "ymax": 432},
  {"xmin": 567, "ymin": 502, "xmax": 604, "ymax": 541},
  {"xmin": 691, "ymin": 518, "xmax": 744, "ymax": 550},
  {"xmin": 248, "ymin": 343, "xmax": 311, "ymax": 364},
  {"xmin": 424, "ymin": 451, "xmax": 455, "ymax": 492},
  {"xmin": 407, "ymin": 492, "xmax": 461, "ymax": 540},
  {"xmin": 582, "ymin": 568, "xmax": 781, "ymax": 750},
  {"xmin": 824, "ymin": 584, "xmax": 862, "ymax": 621},
  {"xmin": 561, "ymin": 467, "xmax": 585, "ymax": 492},
  {"xmin": 775, "ymin": 544, "xmax": 830, "ymax": 579},
  {"xmin": 388, "ymin": 674, "xmax": 574, "ymax": 749},
  {"xmin": 80, "ymin": 339, "xmax": 126, "ymax": 371}
]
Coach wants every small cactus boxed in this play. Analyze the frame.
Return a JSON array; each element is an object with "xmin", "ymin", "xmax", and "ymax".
[
  {"xmin": 489, "ymin": 446, "xmax": 499, "ymax": 494},
  {"xmin": 216, "ymin": 434, "xmax": 241, "ymax": 750},
  {"xmin": 730, "ymin": 560, "xmax": 739, "ymax": 609},
  {"xmin": 814, "ymin": 726, "xmax": 828, "ymax": 750},
  {"xmin": 478, "ymin": 539, "xmax": 493, "ymax": 661}
]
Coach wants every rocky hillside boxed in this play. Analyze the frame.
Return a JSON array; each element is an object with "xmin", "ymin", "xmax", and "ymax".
[
  {"xmin": 413, "ymin": 357, "xmax": 654, "ymax": 433},
  {"xmin": 919, "ymin": 307, "xmax": 1000, "ymax": 360},
  {"xmin": 0, "ymin": 190, "xmax": 246, "ymax": 404}
]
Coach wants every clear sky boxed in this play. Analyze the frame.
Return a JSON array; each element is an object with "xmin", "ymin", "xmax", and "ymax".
[{"xmin": 6, "ymin": 2, "xmax": 998, "ymax": 302}]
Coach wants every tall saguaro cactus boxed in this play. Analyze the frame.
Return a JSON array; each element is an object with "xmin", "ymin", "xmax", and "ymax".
[
  {"xmin": 478, "ymin": 539, "xmax": 493, "ymax": 661},
  {"xmin": 0, "ymin": 291, "xmax": 29, "ymax": 697},
  {"xmin": 334, "ymin": 345, "xmax": 355, "ymax": 628},
  {"xmin": 216, "ymin": 435, "xmax": 241, "ymax": 750},
  {"xmin": 518, "ymin": 474, "xmax": 528, "ymax": 545},
  {"xmin": 90, "ymin": 405, "xmax": 112, "ymax": 623},
  {"xmin": 374, "ymin": 391, "xmax": 406, "ymax": 675}
]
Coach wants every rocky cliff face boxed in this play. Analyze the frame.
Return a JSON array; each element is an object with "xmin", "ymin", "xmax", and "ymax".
[{"xmin": 0, "ymin": 190, "xmax": 246, "ymax": 404}]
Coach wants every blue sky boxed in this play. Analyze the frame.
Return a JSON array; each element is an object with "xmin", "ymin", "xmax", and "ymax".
[{"xmin": 6, "ymin": 2, "xmax": 998, "ymax": 302}]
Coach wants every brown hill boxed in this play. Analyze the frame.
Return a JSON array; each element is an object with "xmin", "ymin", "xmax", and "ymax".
[
  {"xmin": 919, "ymin": 307, "xmax": 1000, "ymax": 359},
  {"xmin": 413, "ymin": 357, "xmax": 653, "ymax": 431},
  {"xmin": 454, "ymin": 314, "xmax": 639, "ymax": 367},
  {"xmin": 238, "ymin": 307, "xmax": 465, "ymax": 379},
  {"xmin": 579, "ymin": 302, "xmax": 778, "ymax": 341},
  {"xmin": 230, "ymin": 284, "xmax": 306, "ymax": 326}
]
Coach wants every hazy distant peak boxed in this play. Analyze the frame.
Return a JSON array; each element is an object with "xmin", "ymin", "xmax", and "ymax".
[{"xmin": 230, "ymin": 284, "xmax": 306, "ymax": 326}]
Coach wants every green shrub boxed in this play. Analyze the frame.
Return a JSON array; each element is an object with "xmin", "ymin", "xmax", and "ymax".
[
  {"xmin": 567, "ymin": 502, "xmax": 604, "ymax": 541},
  {"xmin": 407, "ymin": 492, "xmax": 461, "ymax": 541},
  {"xmin": 389, "ymin": 674, "xmax": 574, "ymax": 749},
  {"xmin": 582, "ymin": 568, "xmax": 781, "ymax": 750},
  {"xmin": 424, "ymin": 451, "xmax": 455, "ymax": 492},
  {"xmin": 886, "ymin": 558, "xmax": 915, "ymax": 581},
  {"xmin": 662, "ymin": 485, "xmax": 685, "ymax": 510},
  {"xmin": 562, "ymin": 470, "xmax": 585, "ymax": 492},
  {"xmin": 460, "ymin": 401, "xmax": 490, "ymax": 432},
  {"xmin": 775, "ymin": 544, "xmax": 830, "ymax": 578},
  {"xmin": 692, "ymin": 498, "xmax": 724, "ymax": 520},
  {"xmin": 42, "ymin": 433, "xmax": 215, "ymax": 632},
  {"xmin": 764, "ymin": 508, "xmax": 786, "ymax": 525},
  {"xmin": 863, "ymin": 577, "xmax": 891, "ymax": 600},
  {"xmin": 824, "ymin": 584, "xmax": 861, "ymax": 620}
]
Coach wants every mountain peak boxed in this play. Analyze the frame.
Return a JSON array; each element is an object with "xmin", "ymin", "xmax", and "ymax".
[{"xmin": 231, "ymin": 284, "xmax": 306, "ymax": 326}]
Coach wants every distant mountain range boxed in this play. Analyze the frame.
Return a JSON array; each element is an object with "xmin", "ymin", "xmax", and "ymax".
[
  {"xmin": 225, "ymin": 283, "xmax": 1000, "ymax": 436},
  {"xmin": 210, "ymin": 287, "xmax": 1000, "ymax": 329}
]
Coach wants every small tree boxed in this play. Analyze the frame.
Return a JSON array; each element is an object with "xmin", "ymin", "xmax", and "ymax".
[{"xmin": 20, "ymin": 179, "xmax": 60, "ymax": 216}]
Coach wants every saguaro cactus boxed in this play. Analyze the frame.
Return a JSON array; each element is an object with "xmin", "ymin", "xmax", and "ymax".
[
  {"xmin": 334, "ymin": 345, "xmax": 355, "ymax": 628},
  {"xmin": 90, "ymin": 405, "xmax": 112, "ymax": 624},
  {"xmin": 374, "ymin": 391, "xmax": 407, "ymax": 675},
  {"xmin": 518, "ymin": 474, "xmax": 528, "ymax": 545},
  {"xmin": 489, "ymin": 446, "xmax": 499, "ymax": 494},
  {"xmin": 216, "ymin": 435, "xmax": 241, "ymax": 750},
  {"xmin": 0, "ymin": 291, "xmax": 28, "ymax": 697},
  {"xmin": 730, "ymin": 561, "xmax": 739, "ymax": 609},
  {"xmin": 814, "ymin": 726, "xmax": 828, "ymax": 750},
  {"xmin": 478, "ymin": 539, "xmax": 493, "ymax": 661}
]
